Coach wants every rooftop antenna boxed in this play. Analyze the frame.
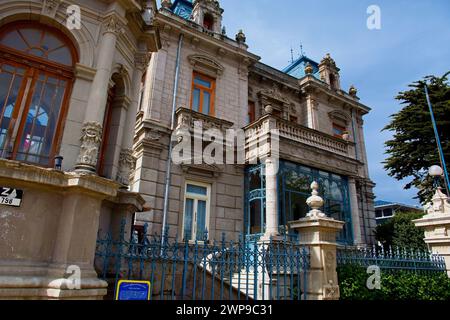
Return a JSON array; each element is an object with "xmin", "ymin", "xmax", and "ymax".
[
  {"xmin": 300, "ymin": 44, "xmax": 305, "ymax": 57},
  {"xmin": 290, "ymin": 46, "xmax": 294, "ymax": 64}
]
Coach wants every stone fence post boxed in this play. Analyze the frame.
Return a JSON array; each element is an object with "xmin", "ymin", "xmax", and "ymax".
[
  {"xmin": 289, "ymin": 182, "xmax": 345, "ymax": 300},
  {"xmin": 414, "ymin": 188, "xmax": 450, "ymax": 277}
]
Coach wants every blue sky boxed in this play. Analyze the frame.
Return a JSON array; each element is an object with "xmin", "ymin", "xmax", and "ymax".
[{"xmin": 216, "ymin": 0, "xmax": 450, "ymax": 206}]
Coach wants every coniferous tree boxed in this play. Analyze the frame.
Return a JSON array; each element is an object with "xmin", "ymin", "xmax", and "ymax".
[{"xmin": 383, "ymin": 72, "xmax": 450, "ymax": 204}]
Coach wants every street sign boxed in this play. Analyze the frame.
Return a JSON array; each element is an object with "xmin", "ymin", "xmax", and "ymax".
[
  {"xmin": 0, "ymin": 187, "xmax": 23, "ymax": 207},
  {"xmin": 115, "ymin": 280, "xmax": 151, "ymax": 301}
]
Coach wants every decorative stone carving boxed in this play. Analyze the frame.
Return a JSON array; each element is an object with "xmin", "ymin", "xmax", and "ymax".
[
  {"xmin": 102, "ymin": 15, "xmax": 125, "ymax": 36},
  {"xmin": 258, "ymin": 84, "xmax": 290, "ymax": 105},
  {"xmin": 306, "ymin": 181, "xmax": 327, "ymax": 218},
  {"xmin": 235, "ymin": 29, "xmax": 246, "ymax": 43},
  {"xmin": 264, "ymin": 105, "xmax": 273, "ymax": 114},
  {"xmin": 145, "ymin": 128, "xmax": 162, "ymax": 141},
  {"xmin": 305, "ymin": 62, "xmax": 314, "ymax": 75},
  {"xmin": 426, "ymin": 188, "xmax": 450, "ymax": 215},
  {"xmin": 320, "ymin": 53, "xmax": 338, "ymax": 69},
  {"xmin": 135, "ymin": 52, "xmax": 151, "ymax": 71},
  {"xmin": 117, "ymin": 148, "xmax": 136, "ymax": 186},
  {"xmin": 188, "ymin": 54, "xmax": 224, "ymax": 76},
  {"xmin": 323, "ymin": 280, "xmax": 340, "ymax": 300},
  {"xmin": 76, "ymin": 122, "xmax": 103, "ymax": 171},
  {"xmin": 349, "ymin": 85, "xmax": 358, "ymax": 97},
  {"xmin": 42, "ymin": 0, "xmax": 62, "ymax": 18}
]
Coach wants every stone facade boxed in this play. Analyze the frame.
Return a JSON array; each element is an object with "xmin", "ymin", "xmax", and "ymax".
[
  {"xmin": 133, "ymin": 0, "xmax": 376, "ymax": 246},
  {"xmin": 0, "ymin": 0, "xmax": 160, "ymax": 299},
  {"xmin": 0, "ymin": 0, "xmax": 377, "ymax": 300}
]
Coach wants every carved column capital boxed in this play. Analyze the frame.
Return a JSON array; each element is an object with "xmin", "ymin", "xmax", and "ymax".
[
  {"xmin": 75, "ymin": 122, "xmax": 103, "ymax": 172},
  {"xmin": 117, "ymin": 148, "xmax": 136, "ymax": 186},
  {"xmin": 102, "ymin": 14, "xmax": 125, "ymax": 36}
]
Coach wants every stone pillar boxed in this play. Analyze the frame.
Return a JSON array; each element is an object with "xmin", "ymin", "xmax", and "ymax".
[
  {"xmin": 262, "ymin": 157, "xmax": 280, "ymax": 240},
  {"xmin": 348, "ymin": 177, "xmax": 362, "ymax": 245},
  {"xmin": 414, "ymin": 188, "xmax": 450, "ymax": 276},
  {"xmin": 306, "ymin": 95, "xmax": 318, "ymax": 130},
  {"xmin": 75, "ymin": 14, "xmax": 124, "ymax": 172},
  {"xmin": 116, "ymin": 51, "xmax": 149, "ymax": 186},
  {"xmin": 289, "ymin": 182, "xmax": 345, "ymax": 300}
]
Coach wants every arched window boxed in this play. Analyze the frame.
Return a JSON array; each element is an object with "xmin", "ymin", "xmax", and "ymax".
[
  {"xmin": 203, "ymin": 13, "xmax": 214, "ymax": 31},
  {"xmin": 0, "ymin": 21, "xmax": 77, "ymax": 167}
]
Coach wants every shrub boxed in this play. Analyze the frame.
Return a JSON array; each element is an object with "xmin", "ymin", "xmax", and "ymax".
[
  {"xmin": 337, "ymin": 264, "xmax": 450, "ymax": 300},
  {"xmin": 375, "ymin": 211, "xmax": 427, "ymax": 251}
]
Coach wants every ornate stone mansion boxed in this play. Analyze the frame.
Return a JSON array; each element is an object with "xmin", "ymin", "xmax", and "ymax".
[
  {"xmin": 132, "ymin": 0, "xmax": 376, "ymax": 246},
  {"xmin": 0, "ymin": 0, "xmax": 376, "ymax": 299}
]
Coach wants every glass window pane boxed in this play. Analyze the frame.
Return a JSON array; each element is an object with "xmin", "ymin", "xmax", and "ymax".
[
  {"xmin": 203, "ymin": 91, "xmax": 210, "ymax": 115},
  {"xmin": 19, "ymin": 28, "xmax": 42, "ymax": 48},
  {"xmin": 194, "ymin": 76, "xmax": 211, "ymax": 88},
  {"xmin": 17, "ymin": 74, "xmax": 66, "ymax": 165},
  {"xmin": 187, "ymin": 184, "xmax": 207, "ymax": 196},
  {"xmin": 183, "ymin": 198, "xmax": 194, "ymax": 241},
  {"xmin": 196, "ymin": 200, "xmax": 207, "ymax": 241},
  {"xmin": 1, "ymin": 30, "xmax": 28, "ymax": 51},
  {"xmin": 250, "ymin": 200, "xmax": 263, "ymax": 234},
  {"xmin": 0, "ymin": 66, "xmax": 24, "ymax": 156},
  {"xmin": 47, "ymin": 46, "xmax": 72, "ymax": 65},
  {"xmin": 0, "ymin": 25, "xmax": 74, "ymax": 66},
  {"xmin": 192, "ymin": 88, "xmax": 200, "ymax": 112},
  {"xmin": 42, "ymin": 32, "xmax": 63, "ymax": 52}
]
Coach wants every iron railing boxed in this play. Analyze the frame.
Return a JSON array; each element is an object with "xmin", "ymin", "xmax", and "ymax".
[
  {"xmin": 95, "ymin": 220, "xmax": 310, "ymax": 301},
  {"xmin": 337, "ymin": 245, "xmax": 446, "ymax": 274}
]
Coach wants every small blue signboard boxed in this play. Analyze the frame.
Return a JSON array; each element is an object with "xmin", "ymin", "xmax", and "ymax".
[{"xmin": 115, "ymin": 280, "xmax": 151, "ymax": 301}]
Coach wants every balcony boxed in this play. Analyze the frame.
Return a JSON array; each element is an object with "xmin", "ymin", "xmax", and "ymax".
[
  {"xmin": 244, "ymin": 114, "xmax": 356, "ymax": 160},
  {"xmin": 175, "ymin": 107, "xmax": 234, "ymax": 133}
]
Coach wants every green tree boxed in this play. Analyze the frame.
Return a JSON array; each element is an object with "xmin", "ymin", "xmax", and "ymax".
[
  {"xmin": 374, "ymin": 211, "xmax": 427, "ymax": 251},
  {"xmin": 383, "ymin": 72, "xmax": 450, "ymax": 204}
]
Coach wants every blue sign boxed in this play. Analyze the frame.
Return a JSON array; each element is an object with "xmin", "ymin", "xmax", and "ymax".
[{"xmin": 115, "ymin": 280, "xmax": 151, "ymax": 301}]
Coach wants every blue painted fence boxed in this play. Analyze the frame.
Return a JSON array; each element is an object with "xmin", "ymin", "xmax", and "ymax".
[
  {"xmin": 95, "ymin": 220, "xmax": 310, "ymax": 301},
  {"xmin": 337, "ymin": 245, "xmax": 446, "ymax": 274}
]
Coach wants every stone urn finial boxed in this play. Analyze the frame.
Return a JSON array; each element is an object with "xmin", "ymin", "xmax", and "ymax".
[
  {"xmin": 264, "ymin": 104, "xmax": 273, "ymax": 114},
  {"xmin": 306, "ymin": 181, "xmax": 327, "ymax": 218},
  {"xmin": 349, "ymin": 85, "xmax": 358, "ymax": 97},
  {"xmin": 236, "ymin": 29, "xmax": 246, "ymax": 43},
  {"xmin": 305, "ymin": 62, "xmax": 314, "ymax": 75}
]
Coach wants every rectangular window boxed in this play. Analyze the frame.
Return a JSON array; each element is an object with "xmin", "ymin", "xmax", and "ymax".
[
  {"xmin": 332, "ymin": 123, "xmax": 346, "ymax": 138},
  {"xmin": 191, "ymin": 72, "xmax": 215, "ymax": 116},
  {"xmin": 183, "ymin": 182, "xmax": 211, "ymax": 241},
  {"xmin": 247, "ymin": 101, "xmax": 255, "ymax": 124}
]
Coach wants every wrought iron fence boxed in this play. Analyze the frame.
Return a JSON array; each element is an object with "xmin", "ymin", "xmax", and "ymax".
[
  {"xmin": 337, "ymin": 245, "xmax": 446, "ymax": 274},
  {"xmin": 95, "ymin": 220, "xmax": 310, "ymax": 301}
]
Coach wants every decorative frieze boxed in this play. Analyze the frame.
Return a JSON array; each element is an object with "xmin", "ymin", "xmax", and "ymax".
[
  {"xmin": 116, "ymin": 148, "xmax": 136, "ymax": 186},
  {"xmin": 75, "ymin": 122, "xmax": 103, "ymax": 172}
]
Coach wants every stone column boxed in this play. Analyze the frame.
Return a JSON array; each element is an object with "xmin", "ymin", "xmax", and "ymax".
[
  {"xmin": 75, "ymin": 14, "xmax": 124, "ymax": 172},
  {"xmin": 116, "ymin": 51, "xmax": 149, "ymax": 186},
  {"xmin": 306, "ymin": 95, "xmax": 319, "ymax": 130},
  {"xmin": 261, "ymin": 157, "xmax": 280, "ymax": 240},
  {"xmin": 414, "ymin": 188, "xmax": 450, "ymax": 276},
  {"xmin": 289, "ymin": 182, "xmax": 345, "ymax": 300},
  {"xmin": 348, "ymin": 177, "xmax": 362, "ymax": 245}
]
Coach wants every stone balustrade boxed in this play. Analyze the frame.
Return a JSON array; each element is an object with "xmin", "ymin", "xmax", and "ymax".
[
  {"xmin": 244, "ymin": 114, "xmax": 356, "ymax": 158},
  {"xmin": 175, "ymin": 107, "xmax": 235, "ymax": 134}
]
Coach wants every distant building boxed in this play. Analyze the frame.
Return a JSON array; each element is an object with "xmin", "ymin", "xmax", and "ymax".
[{"xmin": 374, "ymin": 200, "xmax": 424, "ymax": 225}]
